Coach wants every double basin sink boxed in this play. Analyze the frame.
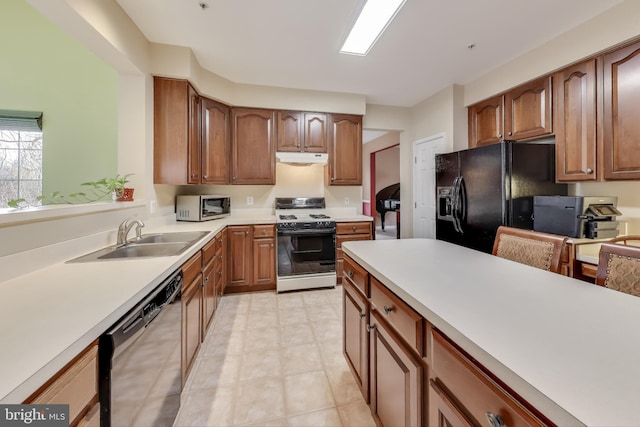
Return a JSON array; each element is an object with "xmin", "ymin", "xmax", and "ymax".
[{"xmin": 67, "ymin": 231, "xmax": 210, "ymax": 263}]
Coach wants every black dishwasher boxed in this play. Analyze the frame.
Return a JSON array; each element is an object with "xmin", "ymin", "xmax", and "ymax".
[{"xmin": 99, "ymin": 269, "xmax": 183, "ymax": 427}]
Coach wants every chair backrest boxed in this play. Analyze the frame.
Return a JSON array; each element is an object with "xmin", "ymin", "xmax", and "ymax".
[
  {"xmin": 595, "ymin": 243, "xmax": 640, "ymax": 296},
  {"xmin": 606, "ymin": 235, "xmax": 640, "ymax": 246},
  {"xmin": 492, "ymin": 226, "xmax": 568, "ymax": 273}
]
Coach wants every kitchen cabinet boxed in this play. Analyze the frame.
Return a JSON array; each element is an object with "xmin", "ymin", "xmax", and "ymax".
[
  {"xmin": 181, "ymin": 251, "xmax": 202, "ymax": 383},
  {"xmin": 343, "ymin": 259, "xmax": 370, "ymax": 402},
  {"xmin": 468, "ymin": 76, "xmax": 552, "ymax": 147},
  {"xmin": 554, "ymin": 59, "xmax": 598, "ymax": 181},
  {"xmin": 153, "ymin": 77, "xmax": 201, "ymax": 184},
  {"xmin": 252, "ymin": 224, "xmax": 276, "ymax": 288},
  {"xmin": 202, "ymin": 238, "xmax": 217, "ymax": 339},
  {"xmin": 231, "ymin": 108, "xmax": 276, "ymax": 184},
  {"xmin": 336, "ymin": 222, "xmax": 372, "ymax": 285},
  {"xmin": 201, "ymin": 97, "xmax": 231, "ymax": 184},
  {"xmin": 369, "ymin": 310, "xmax": 423, "ymax": 427},
  {"xmin": 602, "ymin": 40, "xmax": 640, "ymax": 180},
  {"xmin": 226, "ymin": 224, "xmax": 276, "ymax": 293},
  {"xmin": 327, "ymin": 114, "xmax": 363, "ymax": 185},
  {"xmin": 277, "ymin": 111, "xmax": 328, "ymax": 153},
  {"xmin": 25, "ymin": 342, "xmax": 99, "ymax": 427},
  {"xmin": 214, "ymin": 228, "xmax": 227, "ymax": 299},
  {"xmin": 430, "ymin": 329, "xmax": 547, "ymax": 427}
]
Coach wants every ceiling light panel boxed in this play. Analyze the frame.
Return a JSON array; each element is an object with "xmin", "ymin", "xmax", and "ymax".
[{"xmin": 340, "ymin": 0, "xmax": 407, "ymax": 56}]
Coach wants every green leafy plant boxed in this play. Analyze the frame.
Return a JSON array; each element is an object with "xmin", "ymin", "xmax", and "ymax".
[{"xmin": 7, "ymin": 174, "xmax": 133, "ymax": 209}]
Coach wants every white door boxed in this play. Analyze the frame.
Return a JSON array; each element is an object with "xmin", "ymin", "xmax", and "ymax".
[{"xmin": 413, "ymin": 134, "xmax": 448, "ymax": 238}]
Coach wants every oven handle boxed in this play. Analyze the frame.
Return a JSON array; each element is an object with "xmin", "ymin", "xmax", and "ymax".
[{"xmin": 278, "ymin": 228, "xmax": 336, "ymax": 235}]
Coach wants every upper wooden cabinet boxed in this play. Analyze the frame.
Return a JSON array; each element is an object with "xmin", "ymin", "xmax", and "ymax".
[
  {"xmin": 469, "ymin": 77, "xmax": 552, "ymax": 148},
  {"xmin": 231, "ymin": 108, "xmax": 276, "ymax": 184},
  {"xmin": 602, "ymin": 41, "xmax": 640, "ymax": 180},
  {"xmin": 554, "ymin": 59, "xmax": 598, "ymax": 181},
  {"xmin": 154, "ymin": 77, "xmax": 201, "ymax": 184},
  {"xmin": 201, "ymin": 97, "xmax": 230, "ymax": 184},
  {"xmin": 504, "ymin": 76, "xmax": 552, "ymax": 140},
  {"xmin": 468, "ymin": 95, "xmax": 504, "ymax": 147},
  {"xmin": 277, "ymin": 111, "xmax": 328, "ymax": 153},
  {"xmin": 327, "ymin": 114, "xmax": 363, "ymax": 185}
]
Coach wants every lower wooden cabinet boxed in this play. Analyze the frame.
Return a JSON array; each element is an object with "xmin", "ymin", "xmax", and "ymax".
[
  {"xmin": 226, "ymin": 224, "xmax": 276, "ymax": 293},
  {"xmin": 369, "ymin": 310, "xmax": 423, "ymax": 427},
  {"xmin": 182, "ymin": 271, "xmax": 202, "ymax": 384},
  {"xmin": 25, "ymin": 342, "xmax": 99, "ymax": 427},
  {"xmin": 428, "ymin": 378, "xmax": 474, "ymax": 427},
  {"xmin": 343, "ymin": 277, "xmax": 369, "ymax": 402}
]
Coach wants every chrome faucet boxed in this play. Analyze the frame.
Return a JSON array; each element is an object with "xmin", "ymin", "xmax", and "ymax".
[{"xmin": 116, "ymin": 218, "xmax": 145, "ymax": 247}]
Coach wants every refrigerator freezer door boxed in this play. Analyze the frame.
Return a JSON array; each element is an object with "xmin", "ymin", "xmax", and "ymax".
[
  {"xmin": 435, "ymin": 152, "xmax": 463, "ymax": 246},
  {"xmin": 458, "ymin": 143, "xmax": 505, "ymax": 253}
]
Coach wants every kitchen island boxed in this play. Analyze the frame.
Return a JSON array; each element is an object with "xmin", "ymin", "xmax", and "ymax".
[{"xmin": 342, "ymin": 238, "xmax": 640, "ymax": 427}]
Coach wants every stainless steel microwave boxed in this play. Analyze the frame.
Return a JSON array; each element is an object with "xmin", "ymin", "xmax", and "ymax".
[{"xmin": 176, "ymin": 195, "xmax": 231, "ymax": 221}]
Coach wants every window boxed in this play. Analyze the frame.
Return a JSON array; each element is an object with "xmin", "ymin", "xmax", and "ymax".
[{"xmin": 0, "ymin": 110, "xmax": 43, "ymax": 208}]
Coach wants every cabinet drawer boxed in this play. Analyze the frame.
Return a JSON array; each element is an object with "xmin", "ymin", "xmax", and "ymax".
[
  {"xmin": 202, "ymin": 238, "xmax": 216, "ymax": 265},
  {"xmin": 253, "ymin": 224, "xmax": 275, "ymax": 238},
  {"xmin": 336, "ymin": 234, "xmax": 371, "ymax": 249},
  {"xmin": 343, "ymin": 254, "xmax": 369, "ymax": 296},
  {"xmin": 431, "ymin": 330, "xmax": 547, "ymax": 427},
  {"xmin": 370, "ymin": 277, "xmax": 423, "ymax": 355},
  {"xmin": 337, "ymin": 222, "xmax": 371, "ymax": 236},
  {"xmin": 182, "ymin": 251, "xmax": 202, "ymax": 287},
  {"xmin": 28, "ymin": 344, "xmax": 98, "ymax": 425}
]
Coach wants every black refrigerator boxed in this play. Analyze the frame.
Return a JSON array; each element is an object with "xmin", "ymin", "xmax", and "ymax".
[{"xmin": 435, "ymin": 140, "xmax": 567, "ymax": 254}]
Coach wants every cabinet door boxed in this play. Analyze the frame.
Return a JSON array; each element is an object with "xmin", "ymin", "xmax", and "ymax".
[
  {"xmin": 201, "ymin": 97, "xmax": 230, "ymax": 184},
  {"xmin": 554, "ymin": 60, "xmax": 597, "ymax": 181},
  {"xmin": 153, "ymin": 77, "xmax": 192, "ymax": 184},
  {"xmin": 603, "ymin": 42, "xmax": 640, "ymax": 180},
  {"xmin": 504, "ymin": 76, "xmax": 552, "ymax": 140},
  {"xmin": 429, "ymin": 379, "xmax": 474, "ymax": 427},
  {"xmin": 468, "ymin": 95, "xmax": 504, "ymax": 147},
  {"xmin": 219, "ymin": 229, "xmax": 228, "ymax": 294},
  {"xmin": 182, "ymin": 275, "xmax": 202, "ymax": 384},
  {"xmin": 327, "ymin": 114, "xmax": 362, "ymax": 185},
  {"xmin": 277, "ymin": 110, "xmax": 303, "ymax": 152},
  {"xmin": 187, "ymin": 84, "xmax": 201, "ymax": 184},
  {"xmin": 231, "ymin": 108, "xmax": 276, "ymax": 184},
  {"xmin": 202, "ymin": 258, "xmax": 216, "ymax": 340},
  {"xmin": 343, "ymin": 281, "xmax": 369, "ymax": 402},
  {"xmin": 252, "ymin": 237, "xmax": 276, "ymax": 289},
  {"xmin": 304, "ymin": 113, "xmax": 328, "ymax": 153},
  {"xmin": 369, "ymin": 311, "xmax": 422, "ymax": 427},
  {"xmin": 226, "ymin": 225, "xmax": 252, "ymax": 291}
]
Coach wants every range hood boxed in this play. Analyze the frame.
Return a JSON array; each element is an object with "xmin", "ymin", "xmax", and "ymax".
[{"xmin": 275, "ymin": 152, "xmax": 328, "ymax": 165}]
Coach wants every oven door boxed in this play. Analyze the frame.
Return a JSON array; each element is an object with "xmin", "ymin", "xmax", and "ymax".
[{"xmin": 277, "ymin": 228, "xmax": 336, "ymax": 277}]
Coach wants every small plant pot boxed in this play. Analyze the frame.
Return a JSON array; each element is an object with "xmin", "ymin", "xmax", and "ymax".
[{"xmin": 116, "ymin": 188, "xmax": 135, "ymax": 202}]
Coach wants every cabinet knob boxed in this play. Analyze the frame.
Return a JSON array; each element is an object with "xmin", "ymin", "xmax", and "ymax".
[
  {"xmin": 486, "ymin": 412, "xmax": 505, "ymax": 427},
  {"xmin": 218, "ymin": 255, "xmax": 222, "ymax": 260},
  {"xmin": 359, "ymin": 312, "xmax": 366, "ymax": 319},
  {"xmin": 345, "ymin": 270, "xmax": 354, "ymax": 278},
  {"xmin": 586, "ymin": 168, "xmax": 594, "ymax": 174},
  {"xmin": 271, "ymin": 243, "xmax": 274, "ymax": 248},
  {"xmin": 498, "ymin": 134, "xmax": 503, "ymax": 139},
  {"xmin": 233, "ymin": 176, "xmax": 236, "ymax": 181},
  {"xmin": 352, "ymin": 226, "xmax": 356, "ymax": 231},
  {"xmin": 219, "ymin": 271, "xmax": 222, "ymax": 276},
  {"xmin": 245, "ymin": 231, "xmax": 248, "ymax": 235},
  {"xmin": 262, "ymin": 229, "xmax": 266, "ymax": 235},
  {"xmin": 507, "ymin": 131, "xmax": 512, "ymax": 136},
  {"xmin": 383, "ymin": 305, "xmax": 393, "ymax": 314},
  {"xmin": 366, "ymin": 324, "xmax": 375, "ymax": 332},
  {"xmin": 203, "ymin": 175, "xmax": 208, "ymax": 179},
  {"xmin": 191, "ymin": 173, "xmax": 197, "ymax": 178},
  {"xmin": 331, "ymin": 177, "xmax": 335, "ymax": 182}
]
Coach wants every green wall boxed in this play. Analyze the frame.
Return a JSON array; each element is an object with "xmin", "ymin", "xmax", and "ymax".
[{"xmin": 0, "ymin": 0, "xmax": 118, "ymax": 199}]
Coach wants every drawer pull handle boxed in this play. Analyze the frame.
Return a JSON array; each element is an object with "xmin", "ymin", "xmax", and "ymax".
[
  {"xmin": 352, "ymin": 226, "xmax": 356, "ymax": 231},
  {"xmin": 262, "ymin": 229, "xmax": 266, "ymax": 235},
  {"xmin": 366, "ymin": 324, "xmax": 375, "ymax": 332},
  {"xmin": 486, "ymin": 412, "xmax": 506, "ymax": 427},
  {"xmin": 359, "ymin": 312, "xmax": 366, "ymax": 319},
  {"xmin": 345, "ymin": 270, "xmax": 354, "ymax": 278},
  {"xmin": 383, "ymin": 305, "xmax": 393, "ymax": 314}
]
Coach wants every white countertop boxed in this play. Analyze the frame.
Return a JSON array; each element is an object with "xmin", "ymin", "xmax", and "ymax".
[
  {"xmin": 0, "ymin": 209, "xmax": 369, "ymax": 403},
  {"xmin": 342, "ymin": 238, "xmax": 640, "ymax": 427}
]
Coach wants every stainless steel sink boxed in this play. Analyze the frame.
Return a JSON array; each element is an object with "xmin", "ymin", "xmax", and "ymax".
[{"xmin": 67, "ymin": 231, "xmax": 210, "ymax": 263}]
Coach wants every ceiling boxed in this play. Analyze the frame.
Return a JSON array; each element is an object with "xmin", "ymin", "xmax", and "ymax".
[{"xmin": 116, "ymin": 0, "xmax": 621, "ymax": 107}]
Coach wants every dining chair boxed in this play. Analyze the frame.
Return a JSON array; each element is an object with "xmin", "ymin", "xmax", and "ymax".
[
  {"xmin": 492, "ymin": 226, "xmax": 568, "ymax": 274},
  {"xmin": 595, "ymin": 243, "xmax": 640, "ymax": 297},
  {"xmin": 606, "ymin": 235, "xmax": 640, "ymax": 246}
]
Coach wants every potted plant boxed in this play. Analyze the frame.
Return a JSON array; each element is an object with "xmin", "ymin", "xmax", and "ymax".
[{"xmin": 81, "ymin": 173, "xmax": 134, "ymax": 202}]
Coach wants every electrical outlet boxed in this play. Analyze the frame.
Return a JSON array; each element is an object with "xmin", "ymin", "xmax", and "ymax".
[
  {"xmin": 247, "ymin": 196, "xmax": 254, "ymax": 206},
  {"xmin": 149, "ymin": 200, "xmax": 157, "ymax": 214},
  {"xmin": 344, "ymin": 197, "xmax": 350, "ymax": 205}
]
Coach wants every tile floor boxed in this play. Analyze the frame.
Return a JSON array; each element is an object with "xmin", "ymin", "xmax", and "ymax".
[{"xmin": 174, "ymin": 286, "xmax": 376, "ymax": 427}]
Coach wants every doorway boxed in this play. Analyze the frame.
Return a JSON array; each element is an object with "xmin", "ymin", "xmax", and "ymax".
[
  {"xmin": 370, "ymin": 144, "xmax": 400, "ymax": 240},
  {"xmin": 413, "ymin": 133, "xmax": 448, "ymax": 239}
]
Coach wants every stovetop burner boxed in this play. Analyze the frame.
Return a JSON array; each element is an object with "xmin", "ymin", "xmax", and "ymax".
[
  {"xmin": 310, "ymin": 214, "xmax": 330, "ymax": 219},
  {"xmin": 279, "ymin": 214, "xmax": 297, "ymax": 220}
]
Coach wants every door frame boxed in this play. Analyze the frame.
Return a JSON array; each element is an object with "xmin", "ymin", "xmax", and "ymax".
[
  {"xmin": 370, "ymin": 144, "xmax": 400, "ymax": 226},
  {"xmin": 412, "ymin": 133, "xmax": 448, "ymax": 238}
]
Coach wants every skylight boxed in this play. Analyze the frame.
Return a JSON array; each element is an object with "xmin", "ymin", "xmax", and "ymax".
[{"xmin": 340, "ymin": 0, "xmax": 407, "ymax": 56}]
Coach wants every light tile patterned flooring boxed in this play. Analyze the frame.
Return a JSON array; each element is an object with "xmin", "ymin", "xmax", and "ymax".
[{"xmin": 174, "ymin": 286, "xmax": 376, "ymax": 427}]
